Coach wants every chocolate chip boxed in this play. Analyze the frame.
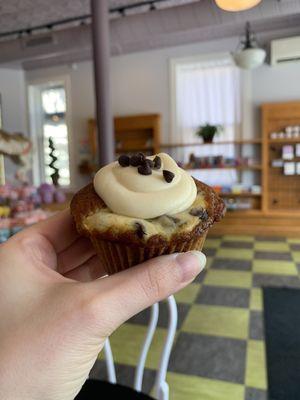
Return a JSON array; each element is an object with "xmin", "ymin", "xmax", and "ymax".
[
  {"xmin": 130, "ymin": 153, "xmax": 145, "ymax": 166},
  {"xmin": 144, "ymin": 159, "xmax": 154, "ymax": 169},
  {"xmin": 138, "ymin": 163, "xmax": 152, "ymax": 175},
  {"xmin": 189, "ymin": 207, "xmax": 209, "ymax": 220},
  {"xmin": 153, "ymin": 156, "xmax": 161, "ymax": 169},
  {"xmin": 118, "ymin": 154, "xmax": 130, "ymax": 167},
  {"xmin": 137, "ymin": 152, "xmax": 146, "ymax": 161},
  {"xmin": 135, "ymin": 222, "xmax": 146, "ymax": 238},
  {"xmin": 163, "ymin": 170, "xmax": 175, "ymax": 183},
  {"xmin": 130, "ymin": 154, "xmax": 142, "ymax": 167},
  {"xmin": 202, "ymin": 211, "xmax": 209, "ymax": 220}
]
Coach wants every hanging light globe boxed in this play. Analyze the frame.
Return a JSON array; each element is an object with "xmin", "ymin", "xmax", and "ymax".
[
  {"xmin": 233, "ymin": 22, "xmax": 266, "ymax": 69},
  {"xmin": 233, "ymin": 48, "xmax": 266, "ymax": 69},
  {"xmin": 215, "ymin": 0, "xmax": 261, "ymax": 11}
]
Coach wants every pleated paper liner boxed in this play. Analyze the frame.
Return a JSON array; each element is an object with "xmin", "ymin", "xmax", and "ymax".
[{"xmin": 90, "ymin": 231, "xmax": 207, "ymax": 275}]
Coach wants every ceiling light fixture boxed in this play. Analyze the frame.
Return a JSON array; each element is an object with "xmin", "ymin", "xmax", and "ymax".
[
  {"xmin": 233, "ymin": 22, "xmax": 266, "ymax": 69},
  {"xmin": 215, "ymin": 0, "xmax": 261, "ymax": 12}
]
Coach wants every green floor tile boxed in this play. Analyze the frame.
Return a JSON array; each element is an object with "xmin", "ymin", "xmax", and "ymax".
[
  {"xmin": 223, "ymin": 235, "xmax": 254, "ymax": 242},
  {"xmin": 204, "ymin": 238, "xmax": 221, "ymax": 249},
  {"xmin": 292, "ymin": 251, "xmax": 300, "ymax": 263},
  {"xmin": 182, "ymin": 304, "xmax": 249, "ymax": 340},
  {"xmin": 206, "ymin": 256, "xmax": 213, "ymax": 269},
  {"xmin": 245, "ymin": 340, "xmax": 267, "ymax": 390},
  {"xmin": 250, "ymin": 288, "xmax": 263, "ymax": 311},
  {"xmin": 174, "ymin": 283, "xmax": 201, "ymax": 304},
  {"xmin": 253, "ymin": 260, "xmax": 298, "ymax": 276},
  {"xmin": 99, "ymin": 323, "xmax": 167, "ymax": 369},
  {"xmin": 216, "ymin": 248, "xmax": 253, "ymax": 260},
  {"xmin": 204, "ymin": 269, "xmax": 252, "ymax": 289},
  {"xmin": 167, "ymin": 372, "xmax": 245, "ymax": 400},
  {"xmin": 254, "ymin": 241, "xmax": 290, "ymax": 252},
  {"xmin": 287, "ymin": 238, "xmax": 300, "ymax": 244}
]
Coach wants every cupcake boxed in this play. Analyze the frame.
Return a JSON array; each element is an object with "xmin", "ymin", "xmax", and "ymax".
[{"xmin": 71, "ymin": 153, "xmax": 225, "ymax": 275}]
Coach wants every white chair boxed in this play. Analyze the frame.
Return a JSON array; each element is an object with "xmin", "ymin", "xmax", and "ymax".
[{"xmin": 76, "ymin": 296, "xmax": 178, "ymax": 400}]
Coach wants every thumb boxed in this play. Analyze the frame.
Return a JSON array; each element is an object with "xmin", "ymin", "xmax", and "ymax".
[{"xmin": 87, "ymin": 251, "xmax": 206, "ymax": 336}]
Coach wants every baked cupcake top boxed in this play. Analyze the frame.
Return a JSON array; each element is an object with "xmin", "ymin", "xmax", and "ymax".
[
  {"xmin": 71, "ymin": 153, "xmax": 225, "ymax": 247},
  {"xmin": 93, "ymin": 153, "xmax": 197, "ymax": 219}
]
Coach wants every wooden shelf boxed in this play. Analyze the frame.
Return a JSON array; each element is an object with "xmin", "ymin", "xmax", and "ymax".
[
  {"xmin": 225, "ymin": 209, "xmax": 263, "ymax": 216},
  {"xmin": 268, "ymin": 138, "xmax": 300, "ymax": 144},
  {"xmin": 219, "ymin": 192, "xmax": 261, "ymax": 198},
  {"xmin": 160, "ymin": 139, "xmax": 262, "ymax": 148},
  {"xmin": 185, "ymin": 165, "xmax": 262, "ymax": 171},
  {"xmin": 262, "ymin": 101, "xmax": 300, "ymax": 215}
]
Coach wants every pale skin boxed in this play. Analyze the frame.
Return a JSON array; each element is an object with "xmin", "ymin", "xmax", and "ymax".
[{"xmin": 0, "ymin": 210, "xmax": 206, "ymax": 400}]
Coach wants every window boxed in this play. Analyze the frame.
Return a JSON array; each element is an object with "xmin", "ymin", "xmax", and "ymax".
[
  {"xmin": 28, "ymin": 79, "xmax": 72, "ymax": 187},
  {"xmin": 170, "ymin": 54, "xmax": 245, "ymax": 186}
]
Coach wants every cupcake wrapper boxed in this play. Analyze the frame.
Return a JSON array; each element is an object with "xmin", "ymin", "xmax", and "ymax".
[{"xmin": 90, "ymin": 232, "xmax": 207, "ymax": 275}]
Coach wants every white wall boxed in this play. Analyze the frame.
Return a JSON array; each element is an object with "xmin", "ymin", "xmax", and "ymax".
[
  {"xmin": 0, "ymin": 68, "xmax": 27, "ymax": 182},
  {"xmin": 25, "ymin": 36, "xmax": 300, "ymax": 188},
  {"xmin": 0, "ymin": 68, "xmax": 27, "ymax": 133},
  {"xmin": 252, "ymin": 62, "xmax": 300, "ymax": 135}
]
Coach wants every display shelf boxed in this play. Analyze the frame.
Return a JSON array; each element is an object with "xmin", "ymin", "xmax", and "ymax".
[
  {"xmin": 269, "ymin": 138, "xmax": 300, "ymax": 144},
  {"xmin": 225, "ymin": 209, "xmax": 263, "ymax": 215},
  {"xmin": 219, "ymin": 192, "xmax": 261, "ymax": 198},
  {"xmin": 160, "ymin": 139, "xmax": 262, "ymax": 148},
  {"xmin": 262, "ymin": 101, "xmax": 300, "ymax": 214},
  {"xmin": 185, "ymin": 165, "xmax": 262, "ymax": 171}
]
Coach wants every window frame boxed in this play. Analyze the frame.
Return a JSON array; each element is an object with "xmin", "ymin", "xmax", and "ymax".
[
  {"xmin": 169, "ymin": 52, "xmax": 253, "ymax": 144},
  {"xmin": 27, "ymin": 75, "xmax": 75, "ymax": 190}
]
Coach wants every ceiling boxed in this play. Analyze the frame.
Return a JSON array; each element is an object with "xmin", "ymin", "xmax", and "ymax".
[
  {"xmin": 0, "ymin": 0, "xmax": 198, "ymax": 35},
  {"xmin": 0, "ymin": 0, "xmax": 300, "ymax": 69}
]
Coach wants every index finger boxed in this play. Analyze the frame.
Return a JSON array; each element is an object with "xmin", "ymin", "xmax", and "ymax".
[{"xmin": 28, "ymin": 209, "xmax": 80, "ymax": 253}]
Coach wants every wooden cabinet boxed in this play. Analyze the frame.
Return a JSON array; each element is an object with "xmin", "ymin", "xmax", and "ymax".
[
  {"xmin": 114, "ymin": 114, "xmax": 161, "ymax": 155},
  {"xmin": 262, "ymin": 101, "xmax": 300, "ymax": 215},
  {"xmin": 88, "ymin": 114, "xmax": 161, "ymax": 159}
]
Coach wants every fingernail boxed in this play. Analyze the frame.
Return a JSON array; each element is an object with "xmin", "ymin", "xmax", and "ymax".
[{"xmin": 175, "ymin": 251, "xmax": 206, "ymax": 282}]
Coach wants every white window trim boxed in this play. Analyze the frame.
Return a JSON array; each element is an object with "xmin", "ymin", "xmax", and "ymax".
[
  {"xmin": 27, "ymin": 75, "xmax": 75, "ymax": 190},
  {"xmin": 169, "ymin": 52, "xmax": 253, "ymax": 143}
]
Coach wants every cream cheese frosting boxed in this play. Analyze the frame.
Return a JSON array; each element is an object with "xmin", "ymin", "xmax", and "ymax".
[{"xmin": 93, "ymin": 153, "xmax": 197, "ymax": 219}]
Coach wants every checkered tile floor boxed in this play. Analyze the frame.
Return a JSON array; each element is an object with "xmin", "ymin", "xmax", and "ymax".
[{"xmin": 90, "ymin": 235, "xmax": 300, "ymax": 400}]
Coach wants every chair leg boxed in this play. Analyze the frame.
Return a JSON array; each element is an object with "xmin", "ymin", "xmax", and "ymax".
[
  {"xmin": 157, "ymin": 381, "xmax": 169, "ymax": 400},
  {"xmin": 134, "ymin": 303, "xmax": 159, "ymax": 392},
  {"xmin": 154, "ymin": 295, "xmax": 178, "ymax": 400},
  {"xmin": 104, "ymin": 338, "xmax": 117, "ymax": 383}
]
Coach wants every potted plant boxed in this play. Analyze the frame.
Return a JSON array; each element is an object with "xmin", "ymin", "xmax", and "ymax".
[{"xmin": 195, "ymin": 123, "xmax": 222, "ymax": 143}]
